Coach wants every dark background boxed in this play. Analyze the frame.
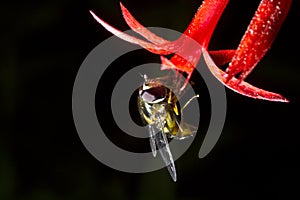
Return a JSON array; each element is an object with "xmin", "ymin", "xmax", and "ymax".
[{"xmin": 1, "ymin": 0, "xmax": 300, "ymax": 199}]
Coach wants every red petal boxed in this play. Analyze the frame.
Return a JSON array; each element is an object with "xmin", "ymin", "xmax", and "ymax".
[
  {"xmin": 120, "ymin": 2, "xmax": 170, "ymax": 45},
  {"xmin": 120, "ymin": 1, "xmax": 229, "ymax": 49},
  {"xmin": 226, "ymin": 0, "xmax": 293, "ymax": 81},
  {"xmin": 182, "ymin": 0, "xmax": 229, "ymax": 48},
  {"xmin": 162, "ymin": 0, "xmax": 230, "ymax": 76},
  {"xmin": 203, "ymin": 48, "xmax": 289, "ymax": 102},
  {"xmin": 90, "ymin": 10, "xmax": 174, "ymax": 54}
]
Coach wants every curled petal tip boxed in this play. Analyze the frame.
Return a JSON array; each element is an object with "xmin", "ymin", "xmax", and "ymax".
[
  {"xmin": 119, "ymin": 2, "xmax": 124, "ymax": 8},
  {"xmin": 89, "ymin": 10, "xmax": 95, "ymax": 16},
  {"xmin": 89, "ymin": 10, "xmax": 172, "ymax": 54},
  {"xmin": 202, "ymin": 48, "xmax": 289, "ymax": 103},
  {"xmin": 119, "ymin": 1, "xmax": 171, "ymax": 45},
  {"xmin": 276, "ymin": 97, "xmax": 289, "ymax": 103}
]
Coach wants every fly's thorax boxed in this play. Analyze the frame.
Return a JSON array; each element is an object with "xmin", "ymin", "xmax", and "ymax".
[{"xmin": 137, "ymin": 94, "xmax": 168, "ymax": 127}]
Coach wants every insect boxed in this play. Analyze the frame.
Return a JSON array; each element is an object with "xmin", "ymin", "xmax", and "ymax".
[{"xmin": 137, "ymin": 74, "xmax": 198, "ymax": 181}]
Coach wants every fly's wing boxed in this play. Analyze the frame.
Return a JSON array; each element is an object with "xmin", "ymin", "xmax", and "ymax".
[
  {"xmin": 147, "ymin": 124, "xmax": 177, "ymax": 181},
  {"xmin": 171, "ymin": 110, "xmax": 197, "ymax": 140},
  {"xmin": 156, "ymin": 130, "xmax": 177, "ymax": 182},
  {"xmin": 147, "ymin": 125, "xmax": 157, "ymax": 157},
  {"xmin": 152, "ymin": 117, "xmax": 177, "ymax": 182},
  {"xmin": 175, "ymin": 121, "xmax": 198, "ymax": 140}
]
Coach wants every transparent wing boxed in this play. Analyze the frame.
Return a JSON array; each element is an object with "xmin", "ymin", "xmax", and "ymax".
[
  {"xmin": 147, "ymin": 125, "xmax": 157, "ymax": 157},
  {"xmin": 173, "ymin": 120, "xmax": 197, "ymax": 140},
  {"xmin": 171, "ymin": 94, "xmax": 199, "ymax": 140},
  {"xmin": 155, "ymin": 130, "xmax": 177, "ymax": 182},
  {"xmin": 147, "ymin": 123, "xmax": 177, "ymax": 181}
]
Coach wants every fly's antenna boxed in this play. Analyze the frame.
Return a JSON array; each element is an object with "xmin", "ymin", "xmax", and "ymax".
[
  {"xmin": 181, "ymin": 94, "xmax": 199, "ymax": 114},
  {"xmin": 139, "ymin": 73, "xmax": 149, "ymax": 82}
]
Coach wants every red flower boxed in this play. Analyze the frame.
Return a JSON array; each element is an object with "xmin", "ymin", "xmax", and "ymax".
[{"xmin": 90, "ymin": 0, "xmax": 292, "ymax": 102}]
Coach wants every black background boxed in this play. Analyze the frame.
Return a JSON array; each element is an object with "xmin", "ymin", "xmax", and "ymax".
[{"xmin": 1, "ymin": 0, "xmax": 300, "ymax": 199}]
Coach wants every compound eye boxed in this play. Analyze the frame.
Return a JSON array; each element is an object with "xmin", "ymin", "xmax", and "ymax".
[{"xmin": 140, "ymin": 86, "xmax": 167, "ymax": 103}]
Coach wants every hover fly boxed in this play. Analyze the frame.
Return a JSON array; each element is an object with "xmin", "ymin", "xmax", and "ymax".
[{"xmin": 137, "ymin": 74, "xmax": 198, "ymax": 182}]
